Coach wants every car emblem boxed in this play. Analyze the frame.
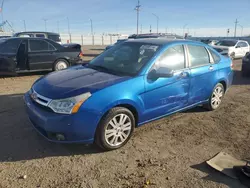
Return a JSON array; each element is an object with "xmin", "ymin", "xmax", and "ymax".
[{"xmin": 31, "ymin": 93, "xmax": 38, "ymax": 101}]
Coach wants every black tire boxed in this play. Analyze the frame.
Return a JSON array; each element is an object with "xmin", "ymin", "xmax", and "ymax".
[
  {"xmin": 53, "ymin": 59, "xmax": 69, "ymax": 71},
  {"xmin": 95, "ymin": 107, "xmax": 135, "ymax": 151},
  {"xmin": 203, "ymin": 83, "xmax": 225, "ymax": 111}
]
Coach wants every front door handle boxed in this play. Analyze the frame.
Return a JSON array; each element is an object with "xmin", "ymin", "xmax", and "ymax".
[
  {"xmin": 177, "ymin": 71, "xmax": 189, "ymax": 79},
  {"xmin": 209, "ymin": 66, "xmax": 214, "ymax": 71}
]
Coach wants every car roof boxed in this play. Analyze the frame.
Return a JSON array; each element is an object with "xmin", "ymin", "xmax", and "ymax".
[
  {"xmin": 6, "ymin": 37, "xmax": 50, "ymax": 40},
  {"xmin": 124, "ymin": 38, "xmax": 204, "ymax": 46},
  {"xmin": 13, "ymin": 31, "xmax": 59, "ymax": 35}
]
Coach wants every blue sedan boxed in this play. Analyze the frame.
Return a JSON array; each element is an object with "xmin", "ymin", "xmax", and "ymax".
[{"xmin": 24, "ymin": 39, "xmax": 234, "ymax": 150}]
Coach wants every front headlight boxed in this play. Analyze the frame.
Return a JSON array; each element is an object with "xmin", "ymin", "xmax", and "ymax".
[{"xmin": 48, "ymin": 92, "xmax": 91, "ymax": 114}]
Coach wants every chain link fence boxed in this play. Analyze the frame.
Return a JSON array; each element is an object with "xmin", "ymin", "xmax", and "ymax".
[
  {"xmin": 60, "ymin": 34, "xmax": 128, "ymax": 45},
  {"xmin": 0, "ymin": 32, "xmax": 129, "ymax": 45}
]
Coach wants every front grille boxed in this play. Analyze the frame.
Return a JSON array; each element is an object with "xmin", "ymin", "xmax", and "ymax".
[
  {"xmin": 30, "ymin": 88, "xmax": 53, "ymax": 112},
  {"xmin": 32, "ymin": 100, "xmax": 53, "ymax": 112}
]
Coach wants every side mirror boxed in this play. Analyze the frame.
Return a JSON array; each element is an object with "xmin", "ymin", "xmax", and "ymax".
[{"xmin": 148, "ymin": 67, "xmax": 174, "ymax": 79}]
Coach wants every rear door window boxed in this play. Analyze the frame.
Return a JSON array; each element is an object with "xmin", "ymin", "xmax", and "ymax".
[
  {"xmin": 29, "ymin": 39, "xmax": 56, "ymax": 52},
  {"xmin": 0, "ymin": 39, "xmax": 21, "ymax": 53},
  {"xmin": 187, "ymin": 45, "xmax": 210, "ymax": 68}
]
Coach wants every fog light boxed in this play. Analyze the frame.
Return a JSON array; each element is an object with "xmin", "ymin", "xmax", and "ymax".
[{"xmin": 56, "ymin": 134, "xmax": 65, "ymax": 141}]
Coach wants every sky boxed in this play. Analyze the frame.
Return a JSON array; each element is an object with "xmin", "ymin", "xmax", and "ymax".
[{"xmin": 2, "ymin": 0, "xmax": 250, "ymax": 37}]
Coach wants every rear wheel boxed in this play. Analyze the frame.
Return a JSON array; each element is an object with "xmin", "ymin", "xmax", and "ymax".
[
  {"xmin": 95, "ymin": 107, "xmax": 135, "ymax": 151},
  {"xmin": 54, "ymin": 59, "xmax": 69, "ymax": 71},
  {"xmin": 204, "ymin": 83, "xmax": 225, "ymax": 111}
]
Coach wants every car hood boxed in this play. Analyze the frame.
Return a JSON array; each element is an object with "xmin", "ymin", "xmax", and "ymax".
[{"xmin": 33, "ymin": 65, "xmax": 131, "ymax": 99}]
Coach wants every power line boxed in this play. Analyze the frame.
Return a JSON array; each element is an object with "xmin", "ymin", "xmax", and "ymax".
[{"xmin": 135, "ymin": 0, "xmax": 141, "ymax": 35}]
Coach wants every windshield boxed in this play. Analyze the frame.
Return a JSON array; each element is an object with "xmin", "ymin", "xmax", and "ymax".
[
  {"xmin": 88, "ymin": 42, "xmax": 160, "ymax": 76},
  {"xmin": 215, "ymin": 40, "xmax": 237, "ymax": 47}
]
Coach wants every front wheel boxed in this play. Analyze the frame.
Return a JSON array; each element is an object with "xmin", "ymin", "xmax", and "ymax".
[
  {"xmin": 204, "ymin": 83, "xmax": 225, "ymax": 111},
  {"xmin": 95, "ymin": 107, "xmax": 135, "ymax": 151}
]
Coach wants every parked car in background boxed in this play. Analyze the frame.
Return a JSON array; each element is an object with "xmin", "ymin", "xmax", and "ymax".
[
  {"xmin": 242, "ymin": 52, "xmax": 250, "ymax": 77},
  {"xmin": 129, "ymin": 33, "xmax": 183, "ymax": 40},
  {"xmin": 212, "ymin": 40, "xmax": 250, "ymax": 59},
  {"xmin": 105, "ymin": 39, "xmax": 128, "ymax": 50},
  {"xmin": 13, "ymin": 31, "xmax": 62, "ymax": 44},
  {"xmin": 0, "ymin": 37, "xmax": 82, "ymax": 75},
  {"xmin": 24, "ymin": 39, "xmax": 233, "ymax": 150},
  {"xmin": 0, "ymin": 35, "xmax": 11, "ymax": 39}
]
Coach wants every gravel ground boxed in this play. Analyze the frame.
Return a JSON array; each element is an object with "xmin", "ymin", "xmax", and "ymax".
[{"xmin": 0, "ymin": 47, "xmax": 249, "ymax": 188}]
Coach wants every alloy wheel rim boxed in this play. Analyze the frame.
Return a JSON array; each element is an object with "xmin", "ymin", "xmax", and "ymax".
[
  {"xmin": 104, "ymin": 114, "xmax": 132, "ymax": 147},
  {"xmin": 211, "ymin": 86, "xmax": 223, "ymax": 109},
  {"xmin": 56, "ymin": 62, "xmax": 67, "ymax": 70}
]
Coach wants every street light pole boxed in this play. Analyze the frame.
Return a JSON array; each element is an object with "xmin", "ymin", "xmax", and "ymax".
[
  {"xmin": 43, "ymin": 19, "xmax": 47, "ymax": 31},
  {"xmin": 135, "ymin": 0, "xmax": 141, "ymax": 35},
  {"xmin": 152, "ymin": 13, "xmax": 159, "ymax": 34},
  {"xmin": 238, "ymin": 24, "xmax": 243, "ymax": 37},
  {"xmin": 234, "ymin": 19, "xmax": 238, "ymax": 37},
  {"xmin": 23, "ymin": 20, "xmax": 26, "ymax": 31},
  {"xmin": 183, "ymin": 24, "xmax": 188, "ymax": 38},
  {"xmin": 90, "ymin": 18, "xmax": 94, "ymax": 45},
  {"xmin": 67, "ymin": 17, "xmax": 70, "ymax": 34}
]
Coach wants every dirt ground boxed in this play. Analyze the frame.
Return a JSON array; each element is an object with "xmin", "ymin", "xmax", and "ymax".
[{"xmin": 0, "ymin": 46, "xmax": 250, "ymax": 188}]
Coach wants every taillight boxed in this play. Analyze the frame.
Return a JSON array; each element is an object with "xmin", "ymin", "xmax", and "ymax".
[{"xmin": 78, "ymin": 51, "xmax": 83, "ymax": 57}]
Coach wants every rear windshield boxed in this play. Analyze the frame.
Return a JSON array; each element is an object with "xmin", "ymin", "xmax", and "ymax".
[
  {"xmin": 48, "ymin": 35, "xmax": 61, "ymax": 42},
  {"xmin": 0, "ymin": 39, "xmax": 21, "ymax": 53},
  {"xmin": 215, "ymin": 40, "xmax": 237, "ymax": 47}
]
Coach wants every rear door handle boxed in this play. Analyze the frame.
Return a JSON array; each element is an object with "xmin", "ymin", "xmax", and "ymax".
[{"xmin": 209, "ymin": 66, "xmax": 214, "ymax": 71}]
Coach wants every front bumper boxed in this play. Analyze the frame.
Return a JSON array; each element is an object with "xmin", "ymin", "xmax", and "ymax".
[{"xmin": 24, "ymin": 93, "xmax": 101, "ymax": 143}]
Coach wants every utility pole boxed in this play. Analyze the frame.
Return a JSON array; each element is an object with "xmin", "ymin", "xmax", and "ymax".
[
  {"xmin": 43, "ymin": 19, "xmax": 47, "ymax": 31},
  {"xmin": 150, "ymin": 25, "xmax": 152, "ymax": 33},
  {"xmin": 234, "ymin": 19, "xmax": 238, "ymax": 37},
  {"xmin": 57, "ymin": 21, "xmax": 60, "ymax": 33},
  {"xmin": 152, "ymin": 13, "xmax": 159, "ymax": 34},
  {"xmin": 135, "ymin": 0, "xmax": 141, "ymax": 35},
  {"xmin": 23, "ymin": 20, "xmax": 26, "ymax": 31}
]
